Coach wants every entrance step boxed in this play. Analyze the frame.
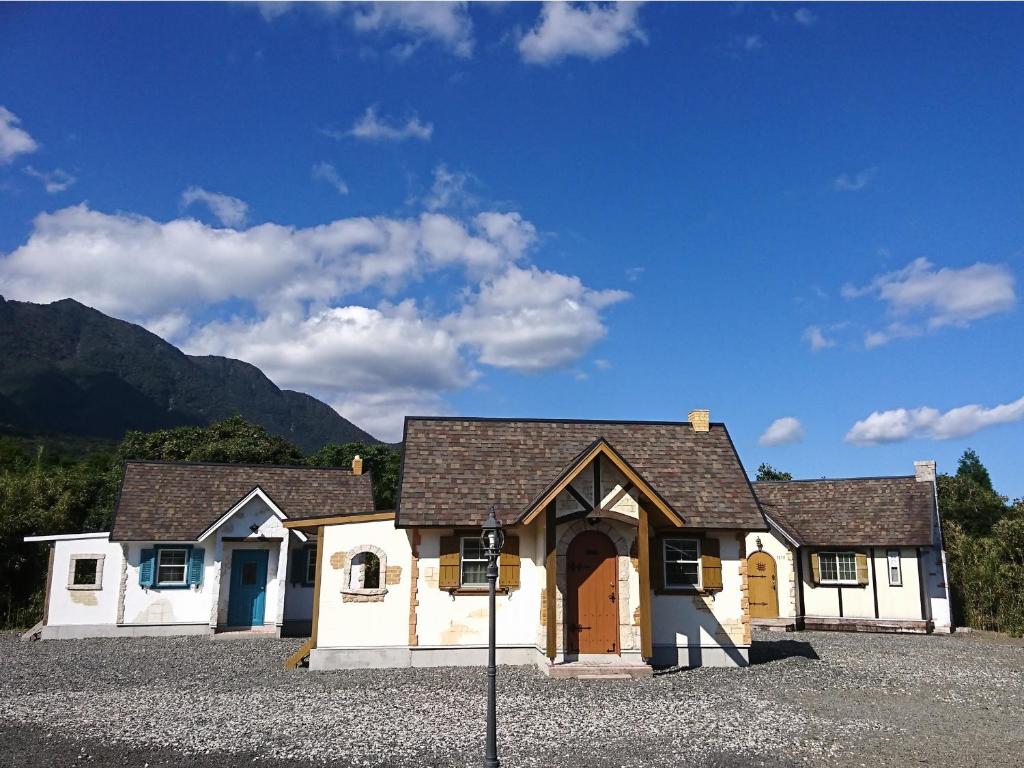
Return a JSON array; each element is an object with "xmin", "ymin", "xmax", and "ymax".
[{"xmin": 544, "ymin": 663, "xmax": 653, "ymax": 679}]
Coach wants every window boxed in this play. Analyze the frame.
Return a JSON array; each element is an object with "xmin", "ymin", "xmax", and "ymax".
[
  {"xmin": 305, "ymin": 548, "xmax": 316, "ymax": 585},
  {"xmin": 156, "ymin": 548, "xmax": 188, "ymax": 586},
  {"xmin": 819, "ymin": 552, "xmax": 858, "ymax": 584},
  {"xmin": 349, "ymin": 551, "xmax": 381, "ymax": 590},
  {"xmin": 664, "ymin": 538, "xmax": 701, "ymax": 589},
  {"xmin": 67, "ymin": 554, "xmax": 104, "ymax": 590},
  {"xmin": 887, "ymin": 550, "xmax": 903, "ymax": 586},
  {"xmin": 460, "ymin": 536, "xmax": 488, "ymax": 587}
]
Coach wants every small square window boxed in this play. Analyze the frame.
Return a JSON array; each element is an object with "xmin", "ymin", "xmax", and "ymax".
[
  {"xmin": 460, "ymin": 536, "xmax": 488, "ymax": 587},
  {"xmin": 664, "ymin": 538, "xmax": 701, "ymax": 589},
  {"xmin": 156, "ymin": 548, "xmax": 188, "ymax": 586},
  {"xmin": 67, "ymin": 554, "xmax": 104, "ymax": 590}
]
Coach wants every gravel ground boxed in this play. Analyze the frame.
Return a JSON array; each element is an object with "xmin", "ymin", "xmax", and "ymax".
[{"xmin": 1, "ymin": 629, "xmax": 1021, "ymax": 768}]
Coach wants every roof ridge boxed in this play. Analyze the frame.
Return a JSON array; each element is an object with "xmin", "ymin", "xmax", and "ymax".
[
  {"xmin": 405, "ymin": 415, "xmax": 727, "ymax": 427},
  {"xmin": 753, "ymin": 474, "xmax": 916, "ymax": 485},
  {"xmin": 124, "ymin": 459, "xmax": 365, "ymax": 473}
]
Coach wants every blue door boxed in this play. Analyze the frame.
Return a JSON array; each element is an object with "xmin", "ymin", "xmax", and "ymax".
[{"xmin": 228, "ymin": 550, "xmax": 269, "ymax": 627}]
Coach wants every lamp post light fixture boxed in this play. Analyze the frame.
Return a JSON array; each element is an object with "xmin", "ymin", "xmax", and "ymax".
[{"xmin": 480, "ymin": 506, "xmax": 504, "ymax": 768}]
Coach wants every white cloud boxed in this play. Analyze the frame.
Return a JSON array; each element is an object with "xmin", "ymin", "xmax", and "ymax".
[
  {"xmin": 180, "ymin": 186, "xmax": 249, "ymax": 227},
  {"xmin": 351, "ymin": 2, "xmax": 474, "ymax": 58},
  {"xmin": 845, "ymin": 395, "xmax": 1024, "ymax": 445},
  {"xmin": 422, "ymin": 163, "xmax": 476, "ymax": 211},
  {"xmin": 447, "ymin": 265, "xmax": 629, "ymax": 371},
  {"xmin": 519, "ymin": 2, "xmax": 646, "ymax": 65},
  {"xmin": 257, "ymin": 1, "xmax": 293, "ymax": 21},
  {"xmin": 0, "ymin": 106, "xmax": 38, "ymax": 164},
  {"xmin": 794, "ymin": 8, "xmax": 817, "ymax": 26},
  {"xmin": 312, "ymin": 161, "xmax": 350, "ymax": 194},
  {"xmin": 740, "ymin": 34, "xmax": 764, "ymax": 51},
  {"xmin": 0, "ymin": 202, "xmax": 624, "ymax": 439},
  {"xmin": 23, "ymin": 166, "xmax": 76, "ymax": 193},
  {"xmin": 802, "ymin": 325, "xmax": 835, "ymax": 351},
  {"xmin": 347, "ymin": 106, "xmax": 433, "ymax": 142},
  {"xmin": 833, "ymin": 166, "xmax": 878, "ymax": 192},
  {"xmin": 759, "ymin": 417, "xmax": 805, "ymax": 447},
  {"xmin": 844, "ymin": 257, "xmax": 1016, "ymax": 346}
]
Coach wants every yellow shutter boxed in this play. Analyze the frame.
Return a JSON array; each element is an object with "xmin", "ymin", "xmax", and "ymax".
[
  {"xmin": 701, "ymin": 536, "xmax": 723, "ymax": 591},
  {"xmin": 439, "ymin": 535, "xmax": 461, "ymax": 590},
  {"xmin": 855, "ymin": 552, "xmax": 869, "ymax": 586},
  {"xmin": 499, "ymin": 536, "xmax": 520, "ymax": 590},
  {"xmin": 650, "ymin": 535, "xmax": 664, "ymax": 591},
  {"xmin": 810, "ymin": 552, "xmax": 821, "ymax": 584}
]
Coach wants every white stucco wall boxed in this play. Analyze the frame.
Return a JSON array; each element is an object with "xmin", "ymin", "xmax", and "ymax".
[
  {"xmin": 743, "ymin": 528, "xmax": 798, "ymax": 618},
  {"xmin": 46, "ymin": 536, "xmax": 123, "ymax": 626},
  {"xmin": 315, "ymin": 520, "xmax": 413, "ymax": 649},
  {"xmin": 122, "ymin": 542, "xmax": 217, "ymax": 626},
  {"xmin": 799, "ymin": 547, "xmax": 925, "ymax": 621},
  {"xmin": 652, "ymin": 532, "xmax": 748, "ymax": 650}
]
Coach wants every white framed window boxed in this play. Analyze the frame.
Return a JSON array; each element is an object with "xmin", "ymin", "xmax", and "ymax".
[
  {"xmin": 305, "ymin": 548, "xmax": 316, "ymax": 585},
  {"xmin": 664, "ymin": 538, "xmax": 701, "ymax": 589},
  {"xmin": 819, "ymin": 552, "xmax": 858, "ymax": 585},
  {"xmin": 460, "ymin": 536, "xmax": 488, "ymax": 587},
  {"xmin": 67, "ymin": 554, "xmax": 104, "ymax": 590},
  {"xmin": 156, "ymin": 547, "xmax": 188, "ymax": 586},
  {"xmin": 887, "ymin": 550, "xmax": 903, "ymax": 586}
]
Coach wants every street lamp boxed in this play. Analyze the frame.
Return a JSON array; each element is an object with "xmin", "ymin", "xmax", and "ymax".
[{"xmin": 480, "ymin": 506, "xmax": 504, "ymax": 768}]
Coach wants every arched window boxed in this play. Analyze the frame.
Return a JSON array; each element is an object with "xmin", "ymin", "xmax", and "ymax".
[
  {"xmin": 342, "ymin": 545, "xmax": 388, "ymax": 602},
  {"xmin": 349, "ymin": 551, "xmax": 381, "ymax": 590}
]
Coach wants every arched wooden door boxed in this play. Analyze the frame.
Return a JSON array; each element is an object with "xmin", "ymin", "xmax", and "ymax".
[
  {"xmin": 747, "ymin": 551, "xmax": 779, "ymax": 619},
  {"xmin": 566, "ymin": 530, "xmax": 618, "ymax": 654}
]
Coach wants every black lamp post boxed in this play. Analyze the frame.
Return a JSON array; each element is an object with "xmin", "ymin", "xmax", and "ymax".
[{"xmin": 480, "ymin": 506, "xmax": 504, "ymax": 768}]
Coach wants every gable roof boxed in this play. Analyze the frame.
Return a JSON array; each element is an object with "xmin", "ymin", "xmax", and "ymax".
[
  {"xmin": 110, "ymin": 461, "xmax": 376, "ymax": 542},
  {"xmin": 396, "ymin": 417, "xmax": 765, "ymax": 530},
  {"xmin": 752, "ymin": 476, "xmax": 936, "ymax": 547}
]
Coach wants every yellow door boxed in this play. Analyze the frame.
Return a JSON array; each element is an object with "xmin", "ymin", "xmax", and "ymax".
[{"xmin": 747, "ymin": 551, "xmax": 779, "ymax": 619}]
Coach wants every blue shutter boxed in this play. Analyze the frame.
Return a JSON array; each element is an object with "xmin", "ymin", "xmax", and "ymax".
[
  {"xmin": 139, "ymin": 548, "xmax": 155, "ymax": 587},
  {"xmin": 290, "ymin": 550, "xmax": 305, "ymax": 585},
  {"xmin": 187, "ymin": 547, "xmax": 205, "ymax": 586}
]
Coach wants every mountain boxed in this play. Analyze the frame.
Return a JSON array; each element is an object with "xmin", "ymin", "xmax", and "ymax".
[{"xmin": 0, "ymin": 297, "xmax": 378, "ymax": 452}]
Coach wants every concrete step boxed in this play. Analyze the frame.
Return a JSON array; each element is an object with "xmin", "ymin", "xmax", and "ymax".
[{"xmin": 545, "ymin": 663, "xmax": 653, "ymax": 679}]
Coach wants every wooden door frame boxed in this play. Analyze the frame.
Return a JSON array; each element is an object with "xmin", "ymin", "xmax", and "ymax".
[
  {"xmin": 747, "ymin": 550, "xmax": 779, "ymax": 619},
  {"xmin": 565, "ymin": 529, "xmax": 619, "ymax": 655}
]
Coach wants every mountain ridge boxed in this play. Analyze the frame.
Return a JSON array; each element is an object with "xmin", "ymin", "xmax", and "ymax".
[{"xmin": 0, "ymin": 296, "xmax": 378, "ymax": 452}]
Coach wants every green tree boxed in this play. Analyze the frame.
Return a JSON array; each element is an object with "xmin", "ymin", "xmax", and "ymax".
[
  {"xmin": 755, "ymin": 463, "xmax": 793, "ymax": 482},
  {"xmin": 306, "ymin": 442, "xmax": 401, "ymax": 510},
  {"xmin": 118, "ymin": 415, "xmax": 305, "ymax": 465},
  {"xmin": 957, "ymin": 448, "xmax": 994, "ymax": 491}
]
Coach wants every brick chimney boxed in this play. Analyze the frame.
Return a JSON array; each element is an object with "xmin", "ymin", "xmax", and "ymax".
[
  {"xmin": 352, "ymin": 455, "xmax": 363, "ymax": 476},
  {"xmin": 688, "ymin": 409, "xmax": 710, "ymax": 433},
  {"xmin": 914, "ymin": 460, "xmax": 936, "ymax": 483}
]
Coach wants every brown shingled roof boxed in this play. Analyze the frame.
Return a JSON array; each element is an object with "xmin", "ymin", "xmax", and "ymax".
[
  {"xmin": 396, "ymin": 417, "xmax": 766, "ymax": 530},
  {"xmin": 111, "ymin": 461, "xmax": 376, "ymax": 541},
  {"xmin": 753, "ymin": 476, "xmax": 936, "ymax": 547}
]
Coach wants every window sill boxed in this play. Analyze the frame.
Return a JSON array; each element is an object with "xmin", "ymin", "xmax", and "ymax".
[
  {"xmin": 817, "ymin": 582, "xmax": 864, "ymax": 588},
  {"xmin": 341, "ymin": 587, "xmax": 388, "ymax": 597},
  {"xmin": 148, "ymin": 583, "xmax": 192, "ymax": 590},
  {"xmin": 67, "ymin": 584, "xmax": 102, "ymax": 591},
  {"xmin": 450, "ymin": 587, "xmax": 508, "ymax": 596}
]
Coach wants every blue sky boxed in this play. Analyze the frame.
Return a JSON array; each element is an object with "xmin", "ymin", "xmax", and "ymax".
[{"xmin": 1, "ymin": 2, "xmax": 1022, "ymax": 496}]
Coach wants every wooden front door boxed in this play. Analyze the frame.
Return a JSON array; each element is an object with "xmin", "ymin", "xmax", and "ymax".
[
  {"xmin": 566, "ymin": 530, "xmax": 619, "ymax": 654},
  {"xmin": 747, "ymin": 551, "xmax": 779, "ymax": 619}
]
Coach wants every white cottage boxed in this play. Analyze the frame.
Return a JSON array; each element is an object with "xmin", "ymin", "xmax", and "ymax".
[
  {"xmin": 744, "ymin": 462, "xmax": 952, "ymax": 633},
  {"xmin": 26, "ymin": 461, "xmax": 375, "ymax": 640},
  {"xmin": 285, "ymin": 413, "xmax": 769, "ymax": 676}
]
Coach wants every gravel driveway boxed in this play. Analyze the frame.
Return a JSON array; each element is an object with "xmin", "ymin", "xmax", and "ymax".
[{"xmin": 1, "ymin": 629, "xmax": 1021, "ymax": 767}]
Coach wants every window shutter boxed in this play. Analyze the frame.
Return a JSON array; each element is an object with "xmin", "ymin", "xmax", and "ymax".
[
  {"xmin": 439, "ymin": 536, "xmax": 461, "ymax": 590},
  {"xmin": 701, "ymin": 536, "xmax": 723, "ymax": 590},
  {"xmin": 499, "ymin": 536, "xmax": 520, "ymax": 590},
  {"xmin": 187, "ymin": 547, "xmax": 204, "ymax": 586},
  {"xmin": 810, "ymin": 552, "xmax": 821, "ymax": 585},
  {"xmin": 139, "ymin": 548, "xmax": 155, "ymax": 588},
  {"xmin": 855, "ymin": 552, "xmax": 869, "ymax": 586},
  {"xmin": 290, "ymin": 550, "xmax": 306, "ymax": 585},
  {"xmin": 650, "ymin": 536, "xmax": 664, "ymax": 591}
]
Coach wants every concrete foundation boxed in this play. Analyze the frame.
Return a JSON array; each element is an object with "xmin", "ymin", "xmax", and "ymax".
[
  {"xmin": 650, "ymin": 644, "xmax": 750, "ymax": 668},
  {"xmin": 39, "ymin": 623, "xmax": 213, "ymax": 640},
  {"xmin": 309, "ymin": 644, "xmax": 543, "ymax": 670}
]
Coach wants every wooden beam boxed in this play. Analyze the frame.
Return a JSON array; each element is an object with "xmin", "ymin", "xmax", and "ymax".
[
  {"xmin": 566, "ymin": 484, "xmax": 593, "ymax": 512},
  {"xmin": 593, "ymin": 453, "xmax": 602, "ymax": 509},
  {"xmin": 521, "ymin": 442, "xmax": 684, "ymax": 527},
  {"xmin": 638, "ymin": 505, "xmax": 653, "ymax": 661},
  {"xmin": 284, "ymin": 523, "xmax": 326, "ymax": 670},
  {"xmin": 283, "ymin": 511, "xmax": 394, "ymax": 529},
  {"xmin": 545, "ymin": 501, "xmax": 557, "ymax": 661},
  {"xmin": 42, "ymin": 543, "xmax": 55, "ymax": 627}
]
